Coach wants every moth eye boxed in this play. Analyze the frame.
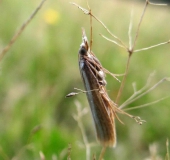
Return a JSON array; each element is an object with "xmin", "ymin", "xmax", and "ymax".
[{"xmin": 79, "ymin": 47, "xmax": 87, "ymax": 55}]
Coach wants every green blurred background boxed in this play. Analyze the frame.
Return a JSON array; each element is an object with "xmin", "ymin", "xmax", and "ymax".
[{"xmin": 0, "ymin": 0, "xmax": 170, "ymax": 159}]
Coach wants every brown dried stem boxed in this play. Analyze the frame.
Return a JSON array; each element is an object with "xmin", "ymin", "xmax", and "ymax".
[
  {"xmin": 116, "ymin": 0, "xmax": 150, "ymax": 104},
  {"xmin": 131, "ymin": 0, "xmax": 149, "ymax": 52},
  {"xmin": 91, "ymin": 15, "xmax": 127, "ymax": 50},
  {"xmin": 116, "ymin": 55, "xmax": 131, "ymax": 104},
  {"xmin": 128, "ymin": 9, "xmax": 134, "ymax": 50},
  {"xmin": 73, "ymin": 101, "xmax": 91, "ymax": 160},
  {"xmin": 67, "ymin": 144, "xmax": 72, "ymax": 160},
  {"xmin": 99, "ymin": 34, "xmax": 126, "ymax": 49},
  {"xmin": 120, "ymin": 77, "xmax": 169, "ymax": 109},
  {"xmin": 132, "ymin": 0, "xmax": 168, "ymax": 53},
  {"xmin": 134, "ymin": 40, "xmax": 170, "ymax": 53},
  {"xmin": 70, "ymin": 2, "xmax": 127, "ymax": 50},
  {"xmin": 98, "ymin": 146, "xmax": 106, "ymax": 160},
  {"xmin": 120, "ymin": 72, "xmax": 155, "ymax": 109},
  {"xmin": 0, "ymin": 0, "xmax": 47, "ymax": 62},
  {"xmin": 124, "ymin": 95, "xmax": 170, "ymax": 111}
]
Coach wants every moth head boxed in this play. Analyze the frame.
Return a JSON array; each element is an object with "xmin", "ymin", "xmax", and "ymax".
[
  {"xmin": 79, "ymin": 28, "xmax": 89, "ymax": 56},
  {"xmin": 79, "ymin": 46, "xmax": 87, "ymax": 55}
]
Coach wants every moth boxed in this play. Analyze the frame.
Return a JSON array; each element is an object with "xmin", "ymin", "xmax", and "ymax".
[
  {"xmin": 78, "ymin": 28, "xmax": 119, "ymax": 147},
  {"xmin": 66, "ymin": 28, "xmax": 144, "ymax": 147}
]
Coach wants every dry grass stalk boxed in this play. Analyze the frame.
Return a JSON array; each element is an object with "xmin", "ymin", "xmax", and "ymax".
[
  {"xmin": 67, "ymin": 144, "xmax": 72, "ymax": 160},
  {"xmin": 120, "ymin": 76, "xmax": 170, "ymax": 109},
  {"xmin": 0, "ymin": 0, "xmax": 47, "ymax": 62},
  {"xmin": 145, "ymin": 143, "xmax": 162, "ymax": 160},
  {"xmin": 98, "ymin": 146, "xmax": 106, "ymax": 160},
  {"xmin": 39, "ymin": 151, "xmax": 46, "ymax": 160},
  {"xmin": 74, "ymin": 101, "xmax": 91, "ymax": 160},
  {"xmin": 70, "ymin": 2, "xmax": 127, "ymax": 50}
]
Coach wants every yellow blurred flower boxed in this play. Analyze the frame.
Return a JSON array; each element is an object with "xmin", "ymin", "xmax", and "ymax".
[{"xmin": 43, "ymin": 9, "xmax": 60, "ymax": 25}]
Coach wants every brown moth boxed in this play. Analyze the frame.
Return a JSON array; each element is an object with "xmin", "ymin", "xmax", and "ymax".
[
  {"xmin": 78, "ymin": 28, "xmax": 118, "ymax": 147},
  {"xmin": 75, "ymin": 28, "xmax": 145, "ymax": 147}
]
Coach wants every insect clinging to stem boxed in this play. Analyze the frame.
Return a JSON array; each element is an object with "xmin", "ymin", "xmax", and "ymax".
[
  {"xmin": 66, "ymin": 28, "xmax": 145, "ymax": 147},
  {"xmin": 78, "ymin": 28, "xmax": 117, "ymax": 147}
]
